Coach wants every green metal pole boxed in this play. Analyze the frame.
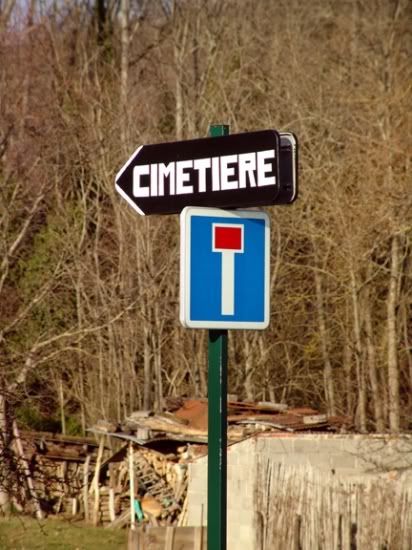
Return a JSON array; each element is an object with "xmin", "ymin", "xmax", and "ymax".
[{"xmin": 208, "ymin": 123, "xmax": 229, "ymax": 550}]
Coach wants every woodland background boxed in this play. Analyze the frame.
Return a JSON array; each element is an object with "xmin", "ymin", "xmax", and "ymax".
[{"xmin": 0, "ymin": 0, "xmax": 411, "ymax": 437}]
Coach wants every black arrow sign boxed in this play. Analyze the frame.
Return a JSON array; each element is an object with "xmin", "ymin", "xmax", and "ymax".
[{"xmin": 115, "ymin": 130, "xmax": 296, "ymax": 216}]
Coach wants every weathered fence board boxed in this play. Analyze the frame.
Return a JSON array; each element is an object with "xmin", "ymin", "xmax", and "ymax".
[
  {"xmin": 128, "ymin": 526, "xmax": 206, "ymax": 550},
  {"xmin": 255, "ymin": 462, "xmax": 412, "ymax": 550}
]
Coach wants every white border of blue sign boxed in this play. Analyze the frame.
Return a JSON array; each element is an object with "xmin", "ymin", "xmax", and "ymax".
[{"xmin": 180, "ymin": 206, "xmax": 270, "ymax": 330}]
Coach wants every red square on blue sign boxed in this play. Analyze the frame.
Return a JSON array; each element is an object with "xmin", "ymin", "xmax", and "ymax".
[{"xmin": 213, "ymin": 224, "xmax": 244, "ymax": 252}]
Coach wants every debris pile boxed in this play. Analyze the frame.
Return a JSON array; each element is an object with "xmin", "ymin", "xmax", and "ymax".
[
  {"xmin": 9, "ymin": 398, "xmax": 350, "ymax": 526},
  {"xmin": 114, "ymin": 397, "xmax": 351, "ymax": 443}
]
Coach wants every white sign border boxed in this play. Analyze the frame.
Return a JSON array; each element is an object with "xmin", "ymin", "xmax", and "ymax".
[
  {"xmin": 115, "ymin": 145, "xmax": 145, "ymax": 216},
  {"xmin": 180, "ymin": 206, "xmax": 270, "ymax": 330}
]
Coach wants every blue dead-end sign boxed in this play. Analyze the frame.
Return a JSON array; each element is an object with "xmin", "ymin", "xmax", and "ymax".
[{"xmin": 180, "ymin": 207, "xmax": 270, "ymax": 330}]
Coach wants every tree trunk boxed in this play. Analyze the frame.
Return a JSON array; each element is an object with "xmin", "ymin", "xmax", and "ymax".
[
  {"xmin": 0, "ymin": 392, "xmax": 11, "ymax": 513},
  {"xmin": 350, "ymin": 268, "xmax": 367, "ymax": 432},
  {"xmin": 0, "ymin": 0, "xmax": 16, "ymax": 31},
  {"xmin": 96, "ymin": 0, "xmax": 107, "ymax": 47},
  {"xmin": 387, "ymin": 234, "xmax": 400, "ymax": 432},
  {"xmin": 243, "ymin": 336, "xmax": 254, "ymax": 401},
  {"xmin": 174, "ymin": 20, "xmax": 188, "ymax": 140},
  {"xmin": 143, "ymin": 323, "xmax": 152, "ymax": 411},
  {"xmin": 151, "ymin": 327, "xmax": 163, "ymax": 412},
  {"xmin": 120, "ymin": 0, "xmax": 129, "ymax": 148},
  {"xmin": 364, "ymin": 297, "xmax": 385, "ymax": 432},
  {"xmin": 191, "ymin": 332, "xmax": 206, "ymax": 396},
  {"xmin": 401, "ymin": 302, "xmax": 412, "ymax": 407},
  {"xmin": 175, "ymin": 57, "xmax": 184, "ymax": 140},
  {"xmin": 343, "ymin": 338, "xmax": 353, "ymax": 418},
  {"xmin": 314, "ymin": 268, "xmax": 336, "ymax": 415},
  {"xmin": 59, "ymin": 377, "xmax": 66, "ymax": 435}
]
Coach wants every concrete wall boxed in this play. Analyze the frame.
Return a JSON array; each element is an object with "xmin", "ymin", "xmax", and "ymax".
[
  {"xmin": 187, "ymin": 438, "xmax": 257, "ymax": 550},
  {"xmin": 186, "ymin": 433, "xmax": 412, "ymax": 549}
]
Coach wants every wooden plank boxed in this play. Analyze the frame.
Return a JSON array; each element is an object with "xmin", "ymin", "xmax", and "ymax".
[
  {"xmin": 229, "ymin": 401, "xmax": 288, "ymax": 412},
  {"xmin": 129, "ymin": 443, "xmax": 136, "ymax": 531},
  {"xmin": 233, "ymin": 419, "xmax": 295, "ymax": 432},
  {"xmin": 164, "ymin": 526, "xmax": 175, "ymax": 550},
  {"xmin": 129, "ymin": 527, "xmax": 207, "ymax": 550},
  {"xmin": 20, "ymin": 429, "xmax": 98, "ymax": 446},
  {"xmin": 109, "ymin": 487, "xmax": 116, "ymax": 522},
  {"xmin": 194, "ymin": 526, "xmax": 203, "ymax": 550},
  {"xmin": 83, "ymin": 455, "xmax": 91, "ymax": 521},
  {"xmin": 90, "ymin": 437, "xmax": 105, "ymax": 494},
  {"xmin": 106, "ymin": 509, "xmax": 130, "ymax": 529},
  {"xmin": 92, "ymin": 437, "xmax": 105, "ymax": 526},
  {"xmin": 302, "ymin": 414, "xmax": 327, "ymax": 425},
  {"xmin": 177, "ymin": 496, "xmax": 188, "ymax": 527},
  {"xmin": 12, "ymin": 421, "xmax": 44, "ymax": 520},
  {"xmin": 126, "ymin": 416, "xmax": 206, "ymax": 437},
  {"xmin": 128, "ymin": 527, "xmax": 144, "ymax": 550}
]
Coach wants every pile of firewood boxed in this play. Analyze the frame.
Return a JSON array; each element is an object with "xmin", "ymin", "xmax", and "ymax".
[{"xmin": 85, "ymin": 441, "xmax": 188, "ymax": 528}]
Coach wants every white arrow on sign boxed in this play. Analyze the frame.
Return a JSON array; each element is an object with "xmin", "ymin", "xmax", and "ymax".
[{"xmin": 212, "ymin": 224, "xmax": 244, "ymax": 315}]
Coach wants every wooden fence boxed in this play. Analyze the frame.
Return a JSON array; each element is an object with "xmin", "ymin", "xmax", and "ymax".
[
  {"xmin": 255, "ymin": 462, "xmax": 412, "ymax": 550},
  {"xmin": 128, "ymin": 526, "xmax": 206, "ymax": 550}
]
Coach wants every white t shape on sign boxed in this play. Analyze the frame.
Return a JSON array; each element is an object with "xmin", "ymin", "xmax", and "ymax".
[{"xmin": 212, "ymin": 224, "xmax": 244, "ymax": 315}]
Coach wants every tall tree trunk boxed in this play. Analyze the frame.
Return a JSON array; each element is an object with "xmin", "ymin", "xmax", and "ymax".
[
  {"xmin": 120, "ymin": 0, "xmax": 129, "ymax": 148},
  {"xmin": 243, "ymin": 336, "xmax": 254, "ymax": 401},
  {"xmin": 151, "ymin": 324, "xmax": 163, "ymax": 412},
  {"xmin": 79, "ymin": 370, "xmax": 86, "ymax": 435},
  {"xmin": 364, "ymin": 295, "xmax": 385, "ymax": 432},
  {"xmin": 59, "ymin": 377, "xmax": 66, "ymax": 435},
  {"xmin": 188, "ymin": 10, "xmax": 200, "ymax": 136},
  {"xmin": 174, "ymin": 57, "xmax": 184, "ymax": 140},
  {"xmin": 343, "ymin": 338, "xmax": 353, "ymax": 417},
  {"xmin": 0, "ymin": 0, "xmax": 16, "ymax": 31},
  {"xmin": 350, "ymin": 268, "xmax": 367, "ymax": 432},
  {"xmin": 142, "ymin": 314, "xmax": 152, "ymax": 410},
  {"xmin": 96, "ymin": 0, "xmax": 107, "ymax": 47},
  {"xmin": 387, "ymin": 234, "xmax": 400, "ymax": 432},
  {"xmin": 314, "ymin": 268, "xmax": 336, "ymax": 415},
  {"xmin": 135, "ymin": 225, "xmax": 153, "ymax": 411},
  {"xmin": 174, "ymin": 20, "xmax": 188, "ymax": 140},
  {"xmin": 399, "ymin": 235, "xmax": 412, "ymax": 413},
  {"xmin": 191, "ymin": 332, "xmax": 206, "ymax": 396},
  {"xmin": 0, "ymin": 392, "xmax": 11, "ymax": 513},
  {"xmin": 401, "ymin": 302, "xmax": 412, "ymax": 407},
  {"xmin": 97, "ymin": 331, "xmax": 106, "ymax": 419}
]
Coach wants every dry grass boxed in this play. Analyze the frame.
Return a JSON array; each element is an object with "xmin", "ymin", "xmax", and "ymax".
[{"xmin": 0, "ymin": 516, "xmax": 126, "ymax": 550}]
